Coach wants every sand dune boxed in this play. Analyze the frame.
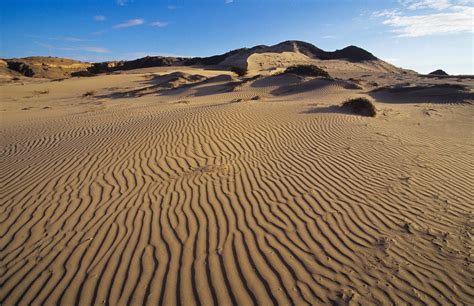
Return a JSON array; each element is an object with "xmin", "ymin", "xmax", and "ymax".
[{"xmin": 1, "ymin": 65, "xmax": 473, "ymax": 305}]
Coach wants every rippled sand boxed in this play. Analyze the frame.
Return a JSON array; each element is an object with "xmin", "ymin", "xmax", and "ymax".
[{"xmin": 1, "ymin": 67, "xmax": 473, "ymax": 305}]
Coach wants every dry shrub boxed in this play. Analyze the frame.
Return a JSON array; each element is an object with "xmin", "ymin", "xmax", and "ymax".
[
  {"xmin": 341, "ymin": 97, "xmax": 376, "ymax": 117},
  {"xmin": 284, "ymin": 65, "xmax": 331, "ymax": 78},
  {"xmin": 82, "ymin": 90, "xmax": 95, "ymax": 97}
]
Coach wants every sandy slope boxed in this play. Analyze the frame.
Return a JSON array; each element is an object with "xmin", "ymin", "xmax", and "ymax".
[{"xmin": 1, "ymin": 66, "xmax": 473, "ymax": 305}]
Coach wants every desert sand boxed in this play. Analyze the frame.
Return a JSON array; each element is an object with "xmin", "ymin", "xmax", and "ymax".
[{"xmin": 1, "ymin": 48, "xmax": 473, "ymax": 305}]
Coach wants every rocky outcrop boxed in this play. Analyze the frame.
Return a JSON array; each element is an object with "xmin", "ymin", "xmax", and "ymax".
[
  {"xmin": 4, "ymin": 57, "xmax": 91, "ymax": 79},
  {"xmin": 6, "ymin": 61, "xmax": 34, "ymax": 77},
  {"xmin": 88, "ymin": 56, "xmax": 184, "ymax": 74}
]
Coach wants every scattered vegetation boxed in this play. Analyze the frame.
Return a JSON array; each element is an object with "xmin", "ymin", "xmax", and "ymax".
[
  {"xmin": 343, "ymin": 81, "xmax": 363, "ymax": 90},
  {"xmin": 341, "ymin": 97, "xmax": 376, "ymax": 117},
  {"xmin": 283, "ymin": 65, "xmax": 331, "ymax": 78},
  {"xmin": 83, "ymin": 90, "xmax": 95, "ymax": 97},
  {"xmin": 71, "ymin": 70, "xmax": 95, "ymax": 77},
  {"xmin": 230, "ymin": 66, "xmax": 248, "ymax": 77}
]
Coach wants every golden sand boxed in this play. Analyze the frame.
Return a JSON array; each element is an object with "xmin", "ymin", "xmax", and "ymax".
[{"xmin": 1, "ymin": 64, "xmax": 473, "ymax": 305}]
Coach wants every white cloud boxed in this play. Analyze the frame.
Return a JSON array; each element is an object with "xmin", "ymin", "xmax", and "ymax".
[
  {"xmin": 150, "ymin": 21, "xmax": 168, "ymax": 27},
  {"xmin": 114, "ymin": 19, "xmax": 145, "ymax": 29},
  {"xmin": 116, "ymin": 0, "xmax": 131, "ymax": 6},
  {"xmin": 373, "ymin": 9, "xmax": 402, "ymax": 18},
  {"xmin": 374, "ymin": 1, "xmax": 474, "ymax": 37},
  {"xmin": 94, "ymin": 15, "xmax": 106, "ymax": 21},
  {"xmin": 400, "ymin": 0, "xmax": 452, "ymax": 10}
]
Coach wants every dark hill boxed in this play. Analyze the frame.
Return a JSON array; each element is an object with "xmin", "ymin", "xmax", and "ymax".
[
  {"xmin": 184, "ymin": 41, "xmax": 379, "ymax": 66},
  {"xmin": 322, "ymin": 46, "xmax": 378, "ymax": 62},
  {"xmin": 88, "ymin": 56, "xmax": 184, "ymax": 74},
  {"xmin": 428, "ymin": 69, "xmax": 449, "ymax": 76}
]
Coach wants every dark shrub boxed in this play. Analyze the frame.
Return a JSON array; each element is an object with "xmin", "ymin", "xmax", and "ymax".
[
  {"xmin": 341, "ymin": 97, "xmax": 376, "ymax": 117},
  {"xmin": 284, "ymin": 65, "xmax": 331, "ymax": 78},
  {"xmin": 230, "ymin": 66, "xmax": 248, "ymax": 77},
  {"xmin": 71, "ymin": 70, "xmax": 95, "ymax": 77},
  {"xmin": 82, "ymin": 90, "xmax": 95, "ymax": 97}
]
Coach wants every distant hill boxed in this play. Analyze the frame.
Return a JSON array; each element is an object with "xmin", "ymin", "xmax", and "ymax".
[
  {"xmin": 3, "ymin": 57, "xmax": 91, "ymax": 79},
  {"xmin": 185, "ymin": 40, "xmax": 378, "ymax": 67},
  {"xmin": 1, "ymin": 40, "xmax": 401, "ymax": 79},
  {"xmin": 87, "ymin": 56, "xmax": 185, "ymax": 74},
  {"xmin": 428, "ymin": 69, "xmax": 449, "ymax": 76}
]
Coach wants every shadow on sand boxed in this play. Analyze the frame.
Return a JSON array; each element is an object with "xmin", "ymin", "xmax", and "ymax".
[{"xmin": 368, "ymin": 84, "xmax": 473, "ymax": 104}]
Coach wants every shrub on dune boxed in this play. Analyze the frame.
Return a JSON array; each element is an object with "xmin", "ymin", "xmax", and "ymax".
[
  {"xmin": 82, "ymin": 90, "xmax": 95, "ymax": 97},
  {"xmin": 230, "ymin": 66, "xmax": 248, "ymax": 77},
  {"xmin": 283, "ymin": 65, "xmax": 331, "ymax": 78},
  {"xmin": 341, "ymin": 97, "xmax": 376, "ymax": 117}
]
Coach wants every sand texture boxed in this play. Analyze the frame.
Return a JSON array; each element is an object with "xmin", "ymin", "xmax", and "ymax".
[{"xmin": 1, "ymin": 64, "xmax": 473, "ymax": 305}]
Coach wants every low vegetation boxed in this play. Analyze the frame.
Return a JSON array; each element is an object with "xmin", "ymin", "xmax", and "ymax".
[
  {"xmin": 71, "ymin": 70, "xmax": 95, "ymax": 77},
  {"xmin": 82, "ymin": 90, "xmax": 95, "ymax": 97},
  {"xmin": 283, "ymin": 65, "xmax": 331, "ymax": 78},
  {"xmin": 230, "ymin": 66, "xmax": 248, "ymax": 77},
  {"xmin": 341, "ymin": 97, "xmax": 376, "ymax": 117}
]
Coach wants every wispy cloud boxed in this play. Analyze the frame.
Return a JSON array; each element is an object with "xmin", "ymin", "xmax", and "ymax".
[
  {"xmin": 374, "ymin": 0, "xmax": 474, "ymax": 37},
  {"xmin": 116, "ymin": 0, "xmax": 132, "ymax": 6},
  {"xmin": 114, "ymin": 19, "xmax": 145, "ymax": 29},
  {"xmin": 225, "ymin": 0, "xmax": 234, "ymax": 3},
  {"xmin": 94, "ymin": 15, "xmax": 106, "ymax": 21},
  {"xmin": 92, "ymin": 30, "xmax": 108, "ymax": 36},
  {"xmin": 34, "ymin": 41, "xmax": 56, "ymax": 50},
  {"xmin": 35, "ymin": 41, "xmax": 109, "ymax": 53},
  {"xmin": 80, "ymin": 47, "xmax": 109, "ymax": 53},
  {"xmin": 63, "ymin": 37, "xmax": 84, "ymax": 42},
  {"xmin": 400, "ymin": 0, "xmax": 452, "ymax": 10},
  {"xmin": 150, "ymin": 21, "xmax": 168, "ymax": 27},
  {"xmin": 49, "ymin": 36, "xmax": 85, "ymax": 42}
]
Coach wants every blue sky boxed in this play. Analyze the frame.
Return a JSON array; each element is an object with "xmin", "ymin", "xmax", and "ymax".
[{"xmin": 1, "ymin": 0, "xmax": 473, "ymax": 74}]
